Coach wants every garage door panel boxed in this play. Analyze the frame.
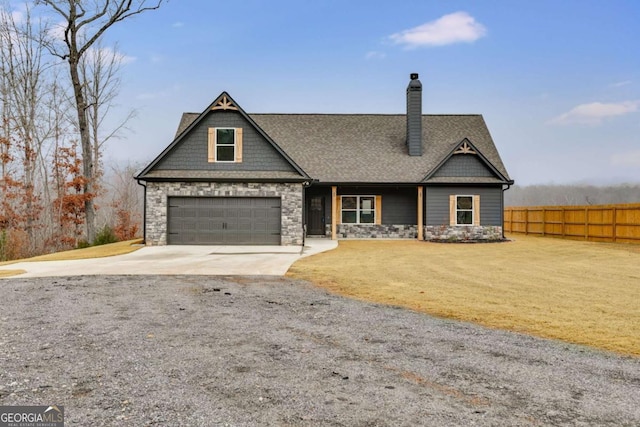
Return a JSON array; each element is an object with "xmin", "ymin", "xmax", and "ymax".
[{"xmin": 168, "ymin": 197, "xmax": 281, "ymax": 245}]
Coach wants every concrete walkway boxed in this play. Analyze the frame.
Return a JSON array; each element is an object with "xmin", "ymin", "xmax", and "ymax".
[{"xmin": 0, "ymin": 239, "xmax": 338, "ymax": 278}]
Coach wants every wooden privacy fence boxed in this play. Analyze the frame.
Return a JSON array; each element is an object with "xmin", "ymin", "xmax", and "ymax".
[{"xmin": 504, "ymin": 203, "xmax": 640, "ymax": 244}]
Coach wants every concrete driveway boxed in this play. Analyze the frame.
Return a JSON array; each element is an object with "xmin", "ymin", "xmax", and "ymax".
[{"xmin": 1, "ymin": 239, "xmax": 337, "ymax": 278}]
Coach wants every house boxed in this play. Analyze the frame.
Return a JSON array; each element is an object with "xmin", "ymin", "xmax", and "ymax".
[{"xmin": 135, "ymin": 74, "xmax": 514, "ymax": 245}]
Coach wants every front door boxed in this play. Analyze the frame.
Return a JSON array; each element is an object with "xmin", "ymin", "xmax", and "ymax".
[{"xmin": 307, "ymin": 196, "xmax": 325, "ymax": 235}]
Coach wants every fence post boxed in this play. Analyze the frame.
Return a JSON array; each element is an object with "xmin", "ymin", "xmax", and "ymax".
[
  {"xmin": 612, "ymin": 207, "xmax": 617, "ymax": 243},
  {"xmin": 562, "ymin": 207, "xmax": 565, "ymax": 237},
  {"xmin": 584, "ymin": 207, "xmax": 589, "ymax": 241},
  {"xmin": 542, "ymin": 208, "xmax": 546, "ymax": 236},
  {"xmin": 525, "ymin": 209, "xmax": 529, "ymax": 235}
]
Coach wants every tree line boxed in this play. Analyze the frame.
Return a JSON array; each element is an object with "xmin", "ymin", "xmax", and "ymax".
[
  {"xmin": 505, "ymin": 183, "xmax": 640, "ymax": 207},
  {"xmin": 0, "ymin": 1, "xmax": 163, "ymax": 260}
]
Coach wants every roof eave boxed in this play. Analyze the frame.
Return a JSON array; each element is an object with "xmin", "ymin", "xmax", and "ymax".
[{"xmin": 135, "ymin": 176, "xmax": 310, "ymax": 183}]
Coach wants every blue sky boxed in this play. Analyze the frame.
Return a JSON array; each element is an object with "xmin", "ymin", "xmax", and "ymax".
[{"xmin": 71, "ymin": 1, "xmax": 640, "ymax": 185}]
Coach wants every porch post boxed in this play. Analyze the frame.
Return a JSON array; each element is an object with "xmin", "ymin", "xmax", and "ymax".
[
  {"xmin": 331, "ymin": 186, "xmax": 337, "ymax": 240},
  {"xmin": 417, "ymin": 186, "xmax": 424, "ymax": 241}
]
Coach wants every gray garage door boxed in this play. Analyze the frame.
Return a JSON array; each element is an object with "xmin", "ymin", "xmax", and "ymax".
[{"xmin": 168, "ymin": 197, "xmax": 281, "ymax": 245}]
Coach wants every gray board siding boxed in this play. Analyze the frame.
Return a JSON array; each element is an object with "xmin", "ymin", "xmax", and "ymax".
[
  {"xmin": 307, "ymin": 186, "xmax": 417, "ymax": 226},
  {"xmin": 425, "ymin": 186, "xmax": 503, "ymax": 226},
  {"xmin": 155, "ymin": 110, "xmax": 296, "ymax": 172},
  {"xmin": 433, "ymin": 154, "xmax": 495, "ymax": 178}
]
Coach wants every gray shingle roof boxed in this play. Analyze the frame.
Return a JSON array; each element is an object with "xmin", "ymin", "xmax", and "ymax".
[{"xmin": 172, "ymin": 112, "xmax": 512, "ymax": 184}]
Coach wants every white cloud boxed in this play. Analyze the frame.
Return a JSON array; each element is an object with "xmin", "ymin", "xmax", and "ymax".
[
  {"xmin": 365, "ymin": 51, "xmax": 386, "ymax": 60},
  {"xmin": 389, "ymin": 11, "xmax": 487, "ymax": 48},
  {"xmin": 48, "ymin": 20, "xmax": 68, "ymax": 41},
  {"xmin": 85, "ymin": 46, "xmax": 136, "ymax": 65},
  {"xmin": 172, "ymin": 21, "xmax": 184, "ymax": 28},
  {"xmin": 10, "ymin": 10, "xmax": 24, "ymax": 24},
  {"xmin": 611, "ymin": 150, "xmax": 640, "ymax": 167},
  {"xmin": 550, "ymin": 101, "xmax": 639, "ymax": 125},
  {"xmin": 609, "ymin": 80, "xmax": 632, "ymax": 88}
]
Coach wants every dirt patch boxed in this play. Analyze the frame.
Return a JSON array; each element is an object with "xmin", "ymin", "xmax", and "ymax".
[{"xmin": 1, "ymin": 275, "xmax": 639, "ymax": 426}]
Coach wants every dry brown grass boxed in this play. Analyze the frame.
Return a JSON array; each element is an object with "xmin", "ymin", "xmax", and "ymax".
[
  {"xmin": 288, "ymin": 234, "xmax": 640, "ymax": 356},
  {"xmin": 0, "ymin": 269, "xmax": 26, "ymax": 277},
  {"xmin": 0, "ymin": 238, "xmax": 143, "ymax": 266}
]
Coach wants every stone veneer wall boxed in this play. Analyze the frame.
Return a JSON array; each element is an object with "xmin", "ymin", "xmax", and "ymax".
[
  {"xmin": 333, "ymin": 224, "xmax": 418, "ymax": 239},
  {"xmin": 424, "ymin": 225, "xmax": 503, "ymax": 242},
  {"xmin": 145, "ymin": 182, "xmax": 303, "ymax": 246}
]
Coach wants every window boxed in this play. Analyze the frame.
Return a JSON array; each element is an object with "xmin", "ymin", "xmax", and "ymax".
[
  {"xmin": 208, "ymin": 127, "xmax": 243, "ymax": 163},
  {"xmin": 449, "ymin": 195, "xmax": 480, "ymax": 226},
  {"xmin": 215, "ymin": 128, "xmax": 235, "ymax": 161},
  {"xmin": 456, "ymin": 196, "xmax": 473, "ymax": 225},
  {"xmin": 341, "ymin": 196, "xmax": 376, "ymax": 224}
]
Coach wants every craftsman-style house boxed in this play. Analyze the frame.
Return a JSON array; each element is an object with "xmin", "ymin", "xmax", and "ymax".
[{"xmin": 136, "ymin": 74, "xmax": 513, "ymax": 245}]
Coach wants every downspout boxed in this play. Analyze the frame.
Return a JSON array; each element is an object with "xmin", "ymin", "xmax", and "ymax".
[
  {"xmin": 502, "ymin": 183, "xmax": 511, "ymax": 239},
  {"xmin": 136, "ymin": 179, "xmax": 147, "ymax": 244},
  {"xmin": 300, "ymin": 180, "xmax": 312, "ymax": 252}
]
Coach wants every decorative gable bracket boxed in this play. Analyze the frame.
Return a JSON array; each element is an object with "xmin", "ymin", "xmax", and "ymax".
[
  {"xmin": 453, "ymin": 140, "xmax": 476, "ymax": 155},
  {"xmin": 211, "ymin": 95, "xmax": 238, "ymax": 111}
]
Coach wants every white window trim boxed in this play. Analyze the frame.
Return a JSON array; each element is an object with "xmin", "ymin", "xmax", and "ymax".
[
  {"xmin": 455, "ymin": 195, "xmax": 474, "ymax": 226},
  {"xmin": 214, "ymin": 127, "xmax": 236, "ymax": 163},
  {"xmin": 341, "ymin": 195, "xmax": 376, "ymax": 224}
]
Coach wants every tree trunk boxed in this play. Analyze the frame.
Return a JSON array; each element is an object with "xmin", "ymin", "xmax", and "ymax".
[{"xmin": 68, "ymin": 58, "xmax": 96, "ymax": 243}]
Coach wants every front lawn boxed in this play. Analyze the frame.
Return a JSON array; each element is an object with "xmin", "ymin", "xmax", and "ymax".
[
  {"xmin": 288, "ymin": 235, "xmax": 640, "ymax": 356},
  {"xmin": 0, "ymin": 238, "xmax": 143, "ymax": 267}
]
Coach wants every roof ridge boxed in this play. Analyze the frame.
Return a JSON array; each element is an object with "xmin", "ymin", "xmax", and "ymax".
[{"xmin": 247, "ymin": 113, "xmax": 484, "ymax": 117}]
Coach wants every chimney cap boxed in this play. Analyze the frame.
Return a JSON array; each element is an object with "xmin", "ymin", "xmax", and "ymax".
[{"xmin": 408, "ymin": 73, "xmax": 422, "ymax": 90}]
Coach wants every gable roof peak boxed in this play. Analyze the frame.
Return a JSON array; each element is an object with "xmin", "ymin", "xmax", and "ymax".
[{"xmin": 210, "ymin": 92, "xmax": 238, "ymax": 111}]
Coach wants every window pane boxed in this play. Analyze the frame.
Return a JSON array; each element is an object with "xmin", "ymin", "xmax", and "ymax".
[
  {"xmin": 217, "ymin": 145, "xmax": 234, "ymax": 161},
  {"xmin": 217, "ymin": 128, "xmax": 235, "ymax": 145},
  {"xmin": 457, "ymin": 211, "xmax": 472, "ymax": 225},
  {"xmin": 360, "ymin": 211, "xmax": 375, "ymax": 223},
  {"xmin": 342, "ymin": 197, "xmax": 357, "ymax": 210},
  {"xmin": 342, "ymin": 211, "xmax": 357, "ymax": 224},
  {"xmin": 360, "ymin": 197, "xmax": 374, "ymax": 213},
  {"xmin": 457, "ymin": 196, "xmax": 472, "ymax": 210}
]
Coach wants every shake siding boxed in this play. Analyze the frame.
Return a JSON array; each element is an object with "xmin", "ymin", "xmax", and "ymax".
[
  {"xmin": 155, "ymin": 111, "xmax": 295, "ymax": 172},
  {"xmin": 433, "ymin": 155, "xmax": 494, "ymax": 177},
  {"xmin": 425, "ymin": 186, "xmax": 503, "ymax": 226}
]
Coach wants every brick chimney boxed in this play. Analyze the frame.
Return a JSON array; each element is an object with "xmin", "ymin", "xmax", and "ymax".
[{"xmin": 406, "ymin": 73, "xmax": 422, "ymax": 156}]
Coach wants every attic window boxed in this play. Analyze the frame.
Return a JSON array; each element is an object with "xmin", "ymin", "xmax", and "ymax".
[
  {"xmin": 208, "ymin": 128, "xmax": 243, "ymax": 163},
  {"xmin": 216, "ymin": 128, "xmax": 235, "ymax": 161}
]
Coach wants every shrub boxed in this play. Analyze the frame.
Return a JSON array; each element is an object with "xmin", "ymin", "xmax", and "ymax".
[
  {"xmin": 76, "ymin": 239, "xmax": 91, "ymax": 249},
  {"xmin": 0, "ymin": 228, "xmax": 29, "ymax": 261},
  {"xmin": 93, "ymin": 225, "xmax": 118, "ymax": 246}
]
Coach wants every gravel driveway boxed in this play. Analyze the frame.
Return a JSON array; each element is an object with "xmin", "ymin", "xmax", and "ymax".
[{"xmin": 1, "ymin": 275, "xmax": 639, "ymax": 426}]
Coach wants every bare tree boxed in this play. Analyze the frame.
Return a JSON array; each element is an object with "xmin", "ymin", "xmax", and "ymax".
[
  {"xmin": 36, "ymin": 0, "xmax": 164, "ymax": 243},
  {"xmin": 0, "ymin": 4, "xmax": 52, "ymax": 254},
  {"xmin": 80, "ymin": 39, "xmax": 136, "ymax": 184},
  {"xmin": 506, "ymin": 184, "xmax": 640, "ymax": 207}
]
